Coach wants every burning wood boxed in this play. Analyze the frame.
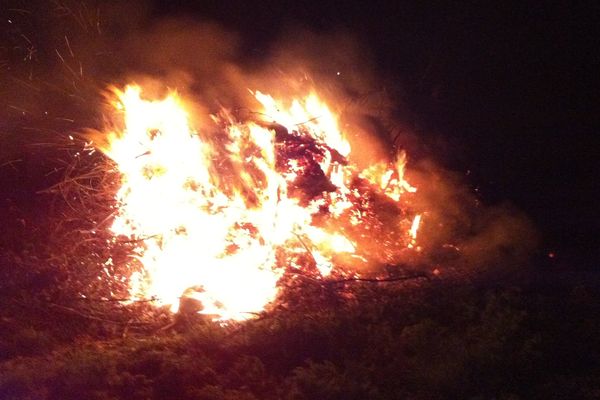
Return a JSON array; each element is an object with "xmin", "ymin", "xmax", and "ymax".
[{"xmin": 94, "ymin": 85, "xmax": 423, "ymax": 321}]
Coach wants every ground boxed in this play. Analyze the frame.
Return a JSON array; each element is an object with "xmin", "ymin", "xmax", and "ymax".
[{"xmin": 1, "ymin": 261, "xmax": 600, "ymax": 399}]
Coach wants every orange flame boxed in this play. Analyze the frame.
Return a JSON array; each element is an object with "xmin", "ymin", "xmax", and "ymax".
[{"xmin": 99, "ymin": 84, "xmax": 421, "ymax": 320}]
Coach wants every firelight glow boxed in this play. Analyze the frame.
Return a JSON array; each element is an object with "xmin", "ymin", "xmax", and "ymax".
[{"xmin": 99, "ymin": 84, "xmax": 421, "ymax": 321}]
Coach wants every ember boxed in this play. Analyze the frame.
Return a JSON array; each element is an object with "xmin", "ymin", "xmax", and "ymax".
[{"xmin": 97, "ymin": 85, "xmax": 422, "ymax": 320}]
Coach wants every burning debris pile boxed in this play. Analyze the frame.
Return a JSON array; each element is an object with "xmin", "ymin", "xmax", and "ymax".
[
  {"xmin": 0, "ymin": 0, "xmax": 542, "ymax": 332},
  {"xmin": 92, "ymin": 85, "xmax": 423, "ymax": 321}
]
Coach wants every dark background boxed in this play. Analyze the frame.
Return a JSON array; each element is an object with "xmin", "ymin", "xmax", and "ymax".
[{"xmin": 148, "ymin": 1, "xmax": 599, "ymax": 265}]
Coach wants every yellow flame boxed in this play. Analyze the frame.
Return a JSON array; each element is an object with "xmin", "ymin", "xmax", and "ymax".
[
  {"xmin": 100, "ymin": 84, "xmax": 421, "ymax": 320},
  {"xmin": 408, "ymin": 214, "xmax": 422, "ymax": 249},
  {"xmin": 254, "ymin": 91, "xmax": 351, "ymax": 157},
  {"xmin": 410, "ymin": 214, "xmax": 422, "ymax": 240}
]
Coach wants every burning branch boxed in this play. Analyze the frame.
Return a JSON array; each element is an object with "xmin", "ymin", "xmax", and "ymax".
[{"xmin": 47, "ymin": 84, "xmax": 425, "ymax": 322}]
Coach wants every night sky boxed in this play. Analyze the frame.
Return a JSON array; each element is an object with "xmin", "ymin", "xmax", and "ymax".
[{"xmin": 1, "ymin": 1, "xmax": 598, "ymax": 265}]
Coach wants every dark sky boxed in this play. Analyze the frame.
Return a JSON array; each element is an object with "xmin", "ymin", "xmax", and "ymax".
[{"xmin": 151, "ymin": 2, "xmax": 598, "ymax": 262}]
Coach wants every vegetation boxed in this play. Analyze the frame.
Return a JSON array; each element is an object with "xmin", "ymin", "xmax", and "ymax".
[
  {"xmin": 1, "ymin": 181, "xmax": 599, "ymax": 399},
  {"xmin": 1, "ymin": 236, "xmax": 599, "ymax": 400}
]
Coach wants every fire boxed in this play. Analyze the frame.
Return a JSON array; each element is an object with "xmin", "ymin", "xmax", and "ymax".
[
  {"xmin": 99, "ymin": 84, "xmax": 422, "ymax": 320},
  {"xmin": 408, "ymin": 214, "xmax": 422, "ymax": 249}
]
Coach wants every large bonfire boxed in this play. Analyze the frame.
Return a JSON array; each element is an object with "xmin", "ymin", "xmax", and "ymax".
[{"xmin": 96, "ymin": 85, "xmax": 423, "ymax": 321}]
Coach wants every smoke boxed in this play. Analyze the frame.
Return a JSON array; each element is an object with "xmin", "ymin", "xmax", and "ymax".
[
  {"xmin": 0, "ymin": 0, "xmax": 539, "ymax": 278},
  {"xmin": 406, "ymin": 160, "xmax": 539, "ymax": 274}
]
